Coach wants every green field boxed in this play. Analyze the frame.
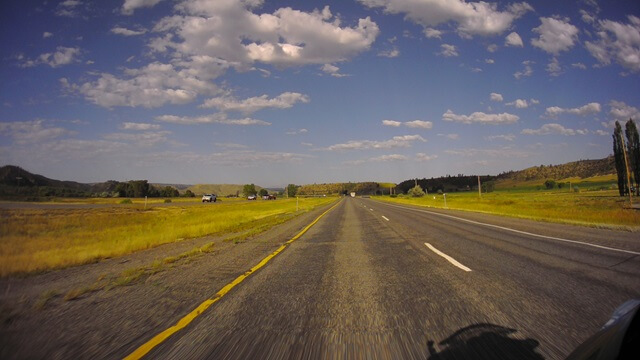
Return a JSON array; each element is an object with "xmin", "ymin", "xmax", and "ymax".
[
  {"xmin": 378, "ymin": 180, "xmax": 639, "ymax": 229},
  {"xmin": 495, "ymin": 174, "xmax": 618, "ymax": 192},
  {"xmin": 0, "ymin": 197, "xmax": 335, "ymax": 276}
]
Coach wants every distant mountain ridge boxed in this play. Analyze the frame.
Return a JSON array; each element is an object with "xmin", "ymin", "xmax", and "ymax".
[
  {"xmin": 0, "ymin": 156, "xmax": 617, "ymax": 198},
  {"xmin": 396, "ymin": 156, "xmax": 616, "ymax": 194},
  {"xmin": 496, "ymin": 156, "xmax": 615, "ymax": 181},
  {"xmin": 0, "ymin": 165, "xmax": 259, "ymax": 198}
]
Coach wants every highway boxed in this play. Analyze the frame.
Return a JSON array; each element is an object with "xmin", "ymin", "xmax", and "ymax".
[
  {"xmin": 1, "ymin": 197, "xmax": 639, "ymax": 359},
  {"xmin": 139, "ymin": 197, "xmax": 639, "ymax": 359}
]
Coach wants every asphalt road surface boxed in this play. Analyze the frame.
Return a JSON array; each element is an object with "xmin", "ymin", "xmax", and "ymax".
[
  {"xmin": 2, "ymin": 197, "xmax": 639, "ymax": 359},
  {"xmin": 141, "ymin": 197, "xmax": 639, "ymax": 359}
]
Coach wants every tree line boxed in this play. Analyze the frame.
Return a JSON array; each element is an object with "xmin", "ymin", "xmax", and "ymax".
[{"xmin": 612, "ymin": 119, "xmax": 640, "ymax": 196}]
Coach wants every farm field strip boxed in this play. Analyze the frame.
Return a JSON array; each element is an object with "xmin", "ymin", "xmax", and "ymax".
[
  {"xmin": 0, "ymin": 197, "xmax": 335, "ymax": 276},
  {"xmin": 376, "ymin": 189, "xmax": 640, "ymax": 228}
]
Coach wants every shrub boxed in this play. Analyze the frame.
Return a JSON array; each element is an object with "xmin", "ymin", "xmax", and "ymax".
[
  {"xmin": 119, "ymin": 199, "xmax": 133, "ymax": 204},
  {"xmin": 409, "ymin": 185, "xmax": 425, "ymax": 197},
  {"xmin": 390, "ymin": 194, "xmax": 397, "ymax": 198},
  {"xmin": 573, "ymin": 186, "xmax": 580, "ymax": 193},
  {"xmin": 544, "ymin": 179, "xmax": 556, "ymax": 189},
  {"xmin": 164, "ymin": 198, "xmax": 172, "ymax": 203}
]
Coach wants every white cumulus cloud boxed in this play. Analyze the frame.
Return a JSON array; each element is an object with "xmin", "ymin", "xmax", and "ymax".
[
  {"xmin": 442, "ymin": 110, "xmax": 519, "ymax": 125},
  {"xmin": 405, "ymin": 120, "xmax": 433, "ymax": 129},
  {"xmin": 485, "ymin": 134, "xmax": 516, "ymax": 141},
  {"xmin": 609, "ymin": 100, "xmax": 640, "ymax": 122},
  {"xmin": 358, "ymin": 0, "xmax": 533, "ymax": 38},
  {"xmin": 122, "ymin": 0, "xmax": 164, "ymax": 15},
  {"xmin": 544, "ymin": 102, "xmax": 601, "ymax": 118},
  {"xmin": 378, "ymin": 48, "xmax": 400, "ymax": 58},
  {"xmin": 320, "ymin": 64, "xmax": 349, "ymax": 77},
  {"xmin": 66, "ymin": 58, "xmax": 226, "ymax": 108},
  {"xmin": 382, "ymin": 120, "xmax": 433, "ymax": 129},
  {"xmin": 382, "ymin": 120, "xmax": 402, "ymax": 127},
  {"xmin": 505, "ymin": 32, "xmax": 523, "ymax": 47},
  {"xmin": 506, "ymin": 99, "xmax": 529, "ymax": 108},
  {"xmin": 121, "ymin": 122, "xmax": 161, "ymax": 130},
  {"xmin": 156, "ymin": 113, "xmax": 270, "ymax": 126},
  {"xmin": 424, "ymin": 28, "xmax": 443, "ymax": 38},
  {"xmin": 531, "ymin": 17, "xmax": 579, "ymax": 55},
  {"xmin": 0, "ymin": 120, "xmax": 76, "ymax": 144},
  {"xmin": 201, "ymin": 92, "xmax": 309, "ymax": 114},
  {"xmin": 20, "ymin": 47, "xmax": 81, "ymax": 68},
  {"xmin": 438, "ymin": 44, "xmax": 459, "ymax": 57},
  {"xmin": 111, "ymin": 27, "xmax": 147, "ymax": 36},
  {"xmin": 514, "ymin": 60, "xmax": 534, "ymax": 79},
  {"xmin": 326, "ymin": 134, "xmax": 426, "ymax": 151},
  {"xmin": 490, "ymin": 93, "xmax": 503, "ymax": 102},
  {"xmin": 152, "ymin": 3, "xmax": 379, "ymax": 67},
  {"xmin": 416, "ymin": 153, "xmax": 438, "ymax": 161},
  {"xmin": 521, "ymin": 123, "xmax": 587, "ymax": 136},
  {"xmin": 547, "ymin": 57, "xmax": 562, "ymax": 76},
  {"xmin": 585, "ymin": 15, "xmax": 640, "ymax": 72}
]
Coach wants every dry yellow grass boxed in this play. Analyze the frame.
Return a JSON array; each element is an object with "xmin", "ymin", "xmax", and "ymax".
[
  {"xmin": 378, "ymin": 190, "xmax": 640, "ymax": 229},
  {"xmin": 0, "ymin": 197, "xmax": 335, "ymax": 276}
]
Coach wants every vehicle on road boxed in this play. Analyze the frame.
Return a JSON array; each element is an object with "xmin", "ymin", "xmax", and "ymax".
[
  {"xmin": 247, "ymin": 195, "xmax": 257, "ymax": 200},
  {"xmin": 262, "ymin": 194, "xmax": 276, "ymax": 200},
  {"xmin": 201, "ymin": 194, "xmax": 217, "ymax": 202}
]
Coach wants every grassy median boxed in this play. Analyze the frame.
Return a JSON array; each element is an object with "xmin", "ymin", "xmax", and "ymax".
[
  {"xmin": 377, "ymin": 189, "xmax": 639, "ymax": 229},
  {"xmin": 0, "ymin": 197, "xmax": 335, "ymax": 276}
]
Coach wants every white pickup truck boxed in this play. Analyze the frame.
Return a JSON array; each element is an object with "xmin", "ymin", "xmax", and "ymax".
[{"xmin": 201, "ymin": 194, "xmax": 217, "ymax": 202}]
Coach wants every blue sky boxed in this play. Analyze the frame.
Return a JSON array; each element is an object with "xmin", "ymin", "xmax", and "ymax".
[{"xmin": 1, "ymin": 0, "xmax": 640, "ymax": 186}]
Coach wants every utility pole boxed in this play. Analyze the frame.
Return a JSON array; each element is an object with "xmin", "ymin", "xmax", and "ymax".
[
  {"xmin": 621, "ymin": 135, "xmax": 634, "ymax": 206},
  {"xmin": 477, "ymin": 175, "xmax": 482, "ymax": 198}
]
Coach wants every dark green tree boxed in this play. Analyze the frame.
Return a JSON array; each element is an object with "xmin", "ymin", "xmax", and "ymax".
[
  {"xmin": 544, "ymin": 180, "xmax": 556, "ymax": 189},
  {"xmin": 625, "ymin": 119, "xmax": 639, "ymax": 195},
  {"xmin": 482, "ymin": 181, "xmax": 495, "ymax": 193},
  {"xmin": 613, "ymin": 121, "xmax": 627, "ymax": 196},
  {"xmin": 258, "ymin": 188, "xmax": 269, "ymax": 197},
  {"xmin": 160, "ymin": 186, "xmax": 179, "ymax": 197},
  {"xmin": 286, "ymin": 184, "xmax": 298, "ymax": 197},
  {"xmin": 242, "ymin": 184, "xmax": 257, "ymax": 197},
  {"xmin": 183, "ymin": 189, "xmax": 195, "ymax": 198}
]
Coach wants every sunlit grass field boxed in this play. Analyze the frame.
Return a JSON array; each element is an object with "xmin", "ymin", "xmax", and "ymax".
[
  {"xmin": 10, "ymin": 196, "xmax": 244, "ymax": 205},
  {"xmin": 377, "ymin": 187, "xmax": 639, "ymax": 229},
  {"xmin": 0, "ymin": 197, "xmax": 335, "ymax": 276}
]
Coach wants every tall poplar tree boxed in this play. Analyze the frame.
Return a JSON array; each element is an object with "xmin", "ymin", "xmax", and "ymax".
[
  {"xmin": 613, "ymin": 121, "xmax": 627, "ymax": 196},
  {"xmin": 625, "ymin": 119, "xmax": 639, "ymax": 195}
]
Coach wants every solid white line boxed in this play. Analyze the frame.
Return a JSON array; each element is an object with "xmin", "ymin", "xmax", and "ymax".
[
  {"xmin": 382, "ymin": 216, "xmax": 390, "ymax": 221},
  {"xmin": 425, "ymin": 243, "xmax": 472, "ymax": 272},
  {"xmin": 379, "ymin": 202, "xmax": 640, "ymax": 256}
]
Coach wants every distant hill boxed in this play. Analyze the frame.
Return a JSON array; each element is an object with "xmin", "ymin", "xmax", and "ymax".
[
  {"xmin": 185, "ymin": 184, "xmax": 263, "ymax": 196},
  {"xmin": 1, "ymin": 165, "xmax": 89, "ymax": 190},
  {"xmin": 297, "ymin": 182, "xmax": 395, "ymax": 196},
  {"xmin": 496, "ymin": 156, "xmax": 615, "ymax": 182},
  {"xmin": 0, "ymin": 165, "xmax": 120, "ymax": 198},
  {"xmin": 0, "ymin": 165, "xmax": 188, "ymax": 199},
  {"xmin": 152, "ymin": 183, "xmax": 191, "ymax": 191},
  {"xmin": 396, "ymin": 156, "xmax": 616, "ymax": 194}
]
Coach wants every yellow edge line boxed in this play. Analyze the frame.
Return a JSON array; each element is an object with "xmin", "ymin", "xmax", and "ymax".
[{"xmin": 124, "ymin": 199, "xmax": 342, "ymax": 360}]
